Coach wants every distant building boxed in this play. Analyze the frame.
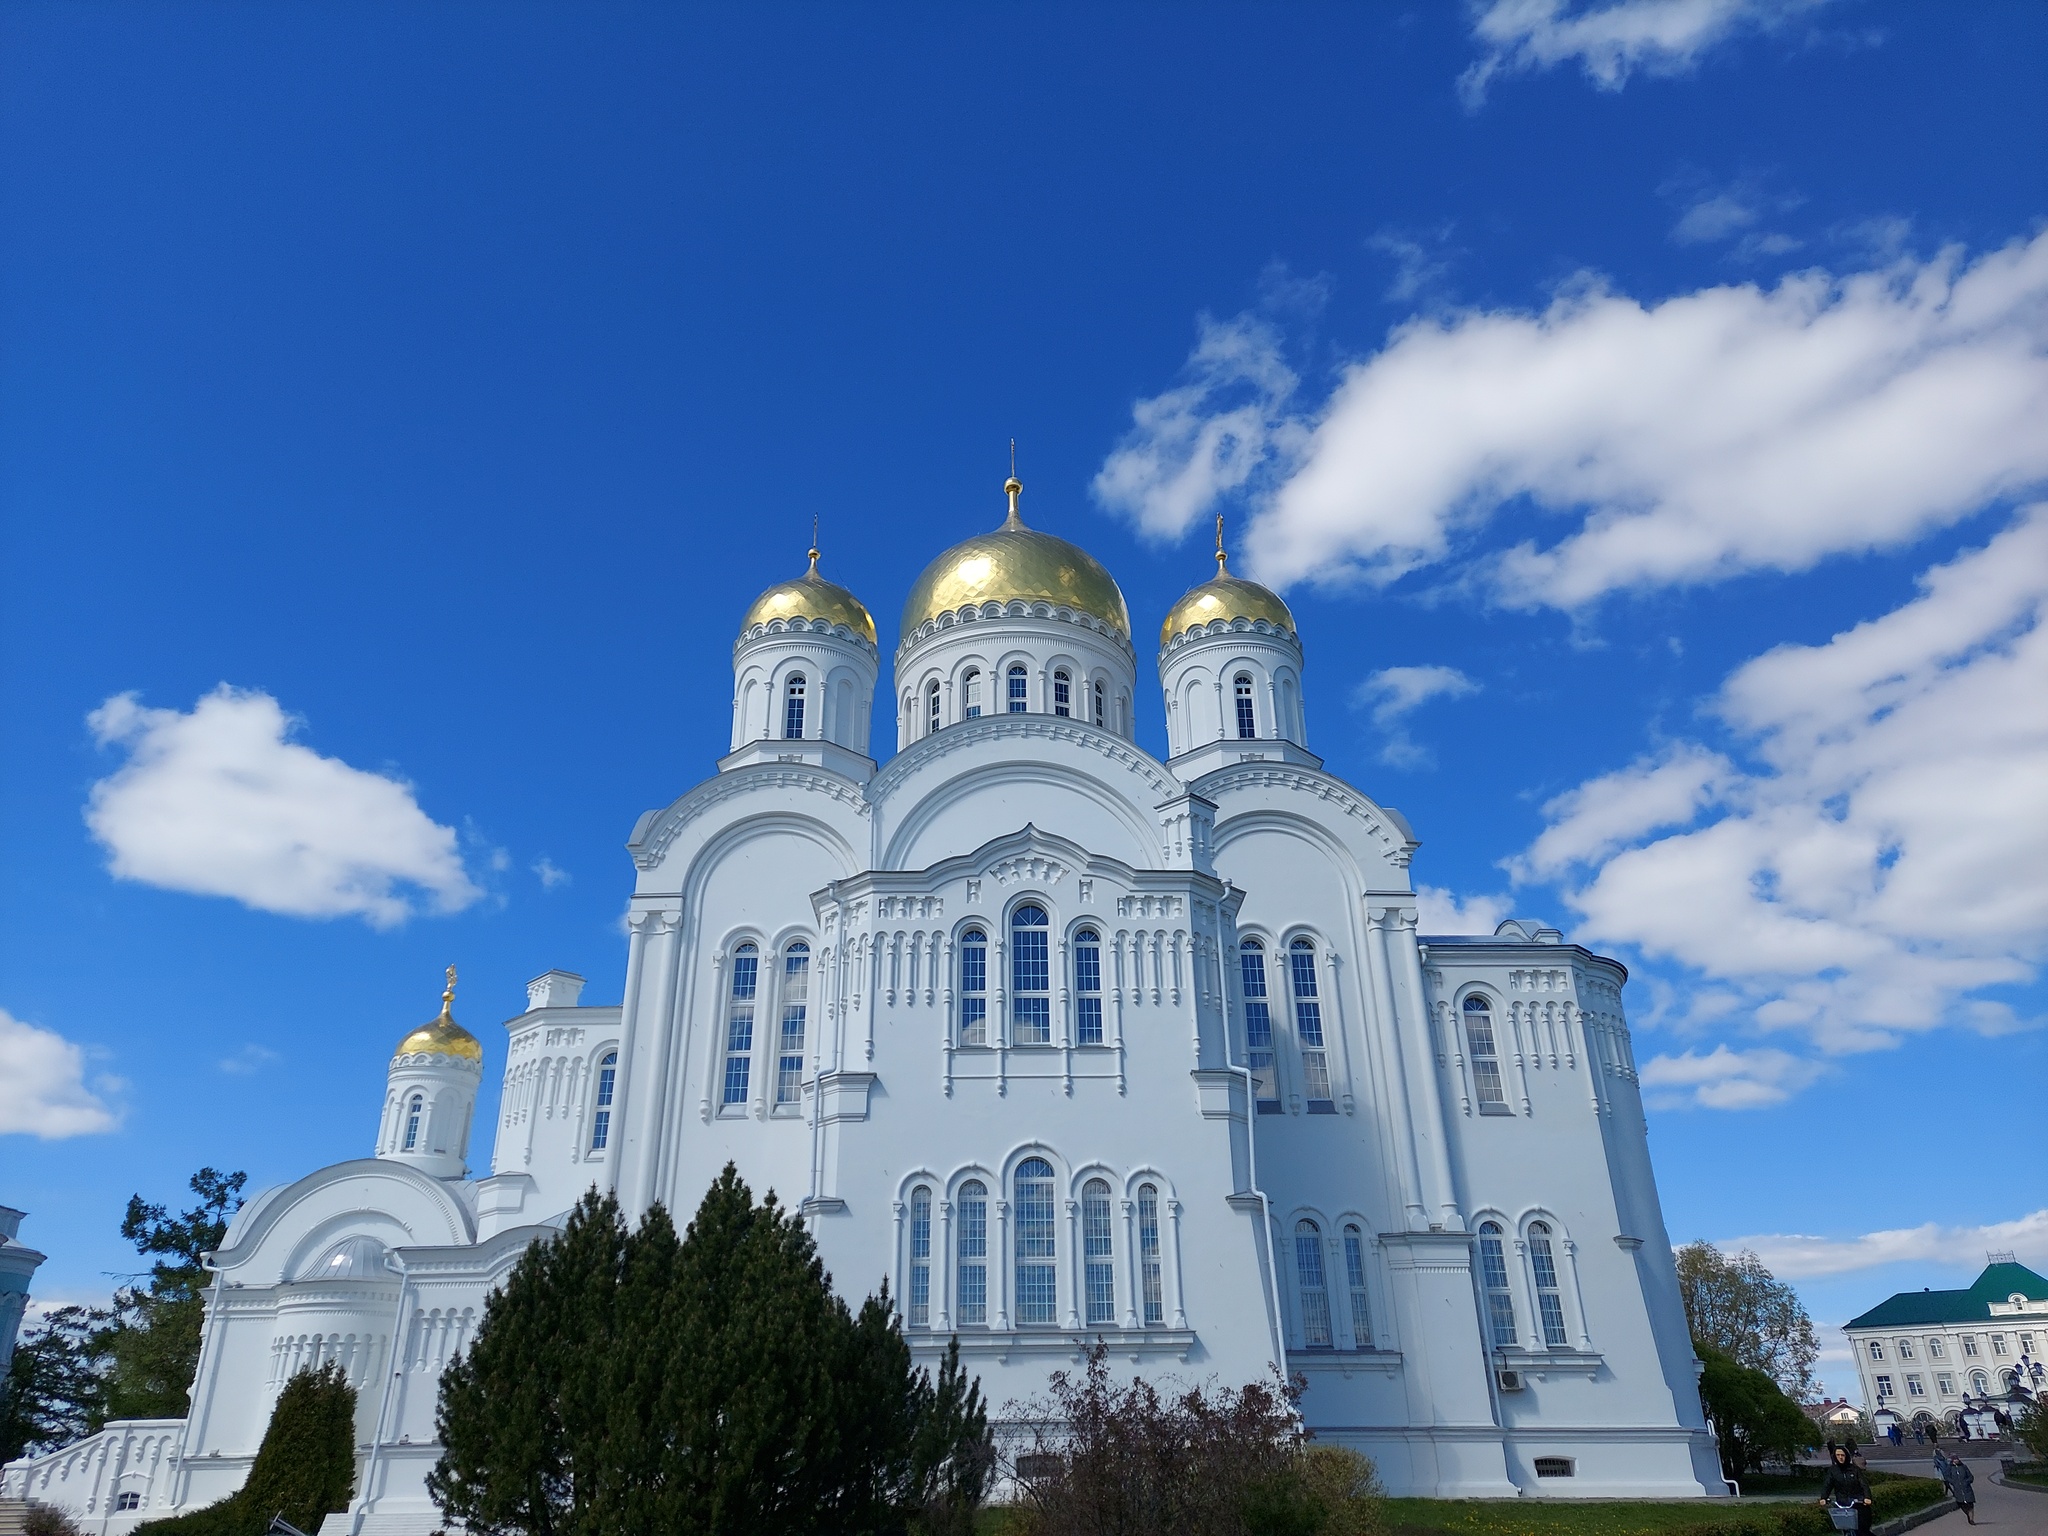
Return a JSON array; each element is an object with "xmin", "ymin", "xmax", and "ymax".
[
  {"xmin": 0, "ymin": 1206, "xmax": 48, "ymax": 1380},
  {"xmin": 1843, "ymin": 1257, "xmax": 2048, "ymax": 1435},
  {"xmin": 1805, "ymin": 1397, "xmax": 1863, "ymax": 1431}
]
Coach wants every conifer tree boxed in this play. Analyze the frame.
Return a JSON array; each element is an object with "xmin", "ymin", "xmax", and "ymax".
[{"xmin": 135, "ymin": 1361, "xmax": 356, "ymax": 1535}]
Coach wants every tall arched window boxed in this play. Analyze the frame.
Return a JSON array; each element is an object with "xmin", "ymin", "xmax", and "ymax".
[
  {"xmin": 1073, "ymin": 928, "xmax": 1103, "ymax": 1045},
  {"xmin": 776, "ymin": 943, "xmax": 810, "ymax": 1107},
  {"xmin": 1138, "ymin": 1184, "xmax": 1163, "ymax": 1325},
  {"xmin": 1343, "ymin": 1224, "xmax": 1372, "ymax": 1347},
  {"xmin": 958, "ymin": 929, "xmax": 989, "ymax": 1046},
  {"xmin": 963, "ymin": 668, "xmax": 983, "ymax": 718},
  {"xmin": 1479, "ymin": 1221, "xmax": 1516, "ymax": 1347},
  {"xmin": 722, "ymin": 943, "xmax": 759, "ymax": 1109},
  {"xmin": 1289, "ymin": 939, "xmax": 1333, "ymax": 1109},
  {"xmin": 956, "ymin": 1180, "xmax": 988, "ymax": 1325},
  {"xmin": 1093, "ymin": 680, "xmax": 1105, "ymax": 727},
  {"xmin": 1234, "ymin": 673, "xmax": 1257, "ymax": 739},
  {"xmin": 1082, "ymin": 1179, "xmax": 1115, "ymax": 1325},
  {"xmin": 1053, "ymin": 669, "xmax": 1072, "ymax": 717},
  {"xmin": 926, "ymin": 681, "xmax": 941, "ymax": 736},
  {"xmin": 402, "ymin": 1093, "xmax": 424, "ymax": 1152},
  {"xmin": 1528, "ymin": 1221, "xmax": 1568, "ymax": 1346},
  {"xmin": 1295, "ymin": 1219, "xmax": 1332, "ymax": 1347},
  {"xmin": 1239, "ymin": 940, "xmax": 1279, "ymax": 1109},
  {"xmin": 1970, "ymin": 1369, "xmax": 1989, "ymax": 1394},
  {"xmin": 590, "ymin": 1051, "xmax": 618, "ymax": 1151},
  {"xmin": 1015, "ymin": 1157, "xmax": 1057, "ymax": 1324},
  {"xmin": 1011, "ymin": 904, "xmax": 1051, "ymax": 1044},
  {"xmin": 783, "ymin": 674, "xmax": 807, "ymax": 740},
  {"xmin": 908, "ymin": 1186, "xmax": 932, "ymax": 1327},
  {"xmin": 1007, "ymin": 663, "xmax": 1028, "ymax": 713},
  {"xmin": 1463, "ymin": 995, "xmax": 1508, "ymax": 1111}
]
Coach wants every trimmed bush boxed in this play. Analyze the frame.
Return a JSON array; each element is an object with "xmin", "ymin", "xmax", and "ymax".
[{"xmin": 135, "ymin": 1362, "xmax": 356, "ymax": 1535}]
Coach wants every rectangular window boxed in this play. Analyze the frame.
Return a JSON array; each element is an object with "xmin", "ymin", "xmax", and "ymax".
[
  {"xmin": 776, "ymin": 949, "xmax": 809, "ymax": 1106},
  {"xmin": 1054, "ymin": 674, "xmax": 1071, "ymax": 717},
  {"xmin": 1012, "ymin": 923, "xmax": 1051, "ymax": 1045},
  {"xmin": 956, "ymin": 1188, "xmax": 987, "ymax": 1325},
  {"xmin": 2022, "ymin": 1332, "xmax": 2035, "ymax": 1353},
  {"xmin": 1240, "ymin": 946, "xmax": 1279, "ymax": 1106},
  {"xmin": 1093, "ymin": 681, "xmax": 1104, "ymax": 727},
  {"xmin": 1343, "ymin": 1228, "xmax": 1372, "ymax": 1347},
  {"xmin": 1083, "ymin": 1187, "xmax": 1115, "ymax": 1325},
  {"xmin": 1962, "ymin": 1335, "xmax": 1979, "ymax": 1357},
  {"xmin": 927, "ymin": 686, "xmax": 940, "ymax": 736},
  {"xmin": 1138, "ymin": 1188, "xmax": 1163, "ymax": 1326},
  {"xmin": 1295, "ymin": 1228, "xmax": 1333, "ymax": 1348},
  {"xmin": 1907, "ymin": 1374, "xmax": 1925, "ymax": 1397},
  {"xmin": 1007, "ymin": 668, "xmax": 1028, "ymax": 713},
  {"xmin": 590, "ymin": 1055, "xmax": 617, "ymax": 1151},
  {"xmin": 1235, "ymin": 691, "xmax": 1257, "ymax": 739},
  {"xmin": 1529, "ymin": 1234, "xmax": 1568, "ymax": 1348},
  {"xmin": 959, "ymin": 934, "xmax": 988, "ymax": 1046},
  {"xmin": 1290, "ymin": 945, "xmax": 1333, "ymax": 1106},
  {"xmin": 1938, "ymin": 1373, "xmax": 1956, "ymax": 1395},
  {"xmin": 722, "ymin": 950, "xmax": 758, "ymax": 1107},
  {"xmin": 908, "ymin": 1189, "xmax": 931, "ymax": 1327},
  {"xmin": 1480, "ymin": 1231, "xmax": 1516, "ymax": 1347},
  {"xmin": 964, "ymin": 672, "xmax": 982, "ymax": 718},
  {"xmin": 1992, "ymin": 1334, "xmax": 2008, "ymax": 1356},
  {"xmin": 783, "ymin": 679, "xmax": 805, "ymax": 740},
  {"xmin": 1074, "ymin": 934, "xmax": 1103, "ymax": 1045},
  {"xmin": 1016, "ymin": 1175, "xmax": 1058, "ymax": 1325},
  {"xmin": 1875, "ymin": 1374, "xmax": 1893, "ymax": 1398},
  {"xmin": 1464, "ymin": 1004, "xmax": 1509, "ymax": 1110}
]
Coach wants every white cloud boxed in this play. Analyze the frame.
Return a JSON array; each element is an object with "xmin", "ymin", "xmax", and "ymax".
[
  {"xmin": 1514, "ymin": 743, "xmax": 1731, "ymax": 880},
  {"xmin": 86, "ymin": 686, "xmax": 480, "ymax": 929},
  {"xmin": 1723, "ymin": 1208, "xmax": 2048, "ymax": 1281},
  {"xmin": 1351, "ymin": 665, "xmax": 1480, "ymax": 768},
  {"xmin": 1415, "ymin": 885, "xmax": 1515, "ymax": 936},
  {"xmin": 1459, "ymin": 0, "xmax": 1834, "ymax": 107},
  {"xmin": 0, "ymin": 1009, "xmax": 120, "ymax": 1138},
  {"xmin": 218, "ymin": 1044, "xmax": 281, "ymax": 1076},
  {"xmin": 1639, "ymin": 1043, "xmax": 1827, "ymax": 1110},
  {"xmin": 1367, "ymin": 227, "xmax": 1460, "ymax": 305},
  {"xmin": 1101, "ymin": 232, "xmax": 2048, "ymax": 611},
  {"xmin": 533, "ymin": 857, "xmax": 571, "ymax": 890}
]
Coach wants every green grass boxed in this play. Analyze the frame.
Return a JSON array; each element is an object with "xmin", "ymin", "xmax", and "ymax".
[{"xmin": 2006, "ymin": 1462, "xmax": 2048, "ymax": 1488}]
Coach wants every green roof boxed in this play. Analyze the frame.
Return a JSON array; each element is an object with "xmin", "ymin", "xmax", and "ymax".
[{"xmin": 1846, "ymin": 1262, "xmax": 2048, "ymax": 1330}]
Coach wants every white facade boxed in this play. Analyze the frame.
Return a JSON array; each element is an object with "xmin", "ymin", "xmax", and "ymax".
[
  {"xmin": 5, "ymin": 497, "xmax": 1722, "ymax": 1533},
  {"xmin": 1842, "ymin": 1261, "xmax": 2048, "ymax": 1435}
]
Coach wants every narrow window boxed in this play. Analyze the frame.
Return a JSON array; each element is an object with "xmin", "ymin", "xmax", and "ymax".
[
  {"xmin": 958, "ymin": 929, "xmax": 989, "ymax": 1045},
  {"xmin": 1899, "ymin": 1338, "xmax": 1915, "ymax": 1360},
  {"xmin": 1970, "ymin": 1370, "xmax": 1988, "ymax": 1394},
  {"xmin": 957, "ymin": 1180, "xmax": 988, "ymax": 1324},
  {"xmin": 1962, "ymin": 1336, "xmax": 1978, "ymax": 1357},
  {"xmin": 402, "ymin": 1093, "xmax": 423, "ymax": 1152},
  {"xmin": 1295, "ymin": 1220, "xmax": 1332, "ymax": 1347},
  {"xmin": 783, "ymin": 674, "xmax": 806, "ymax": 740},
  {"xmin": 1290, "ymin": 939, "xmax": 1333, "ymax": 1108},
  {"xmin": 776, "ymin": 943, "xmax": 809, "ymax": 1105},
  {"xmin": 722, "ymin": 944, "xmax": 758, "ymax": 1106},
  {"xmin": 1528, "ymin": 1221, "xmax": 1568, "ymax": 1347},
  {"xmin": 1007, "ymin": 663, "xmax": 1028, "ymax": 713},
  {"xmin": 1240, "ymin": 941, "xmax": 1279, "ymax": 1108},
  {"xmin": 927, "ymin": 681, "xmax": 941, "ymax": 736},
  {"xmin": 1093, "ymin": 680, "xmax": 1105, "ymax": 727},
  {"xmin": 1011, "ymin": 904, "xmax": 1051, "ymax": 1045},
  {"xmin": 1907, "ymin": 1375, "xmax": 1925, "ymax": 1397},
  {"xmin": 1074, "ymin": 928, "xmax": 1103, "ymax": 1045},
  {"xmin": 1875, "ymin": 1374, "xmax": 1894, "ymax": 1399},
  {"xmin": 1870, "ymin": 1341, "xmax": 1885, "ymax": 1360},
  {"xmin": 1138, "ymin": 1184, "xmax": 1163, "ymax": 1325},
  {"xmin": 1343, "ymin": 1224, "xmax": 1372, "ymax": 1346},
  {"xmin": 1938, "ymin": 1372, "xmax": 1955, "ymax": 1395},
  {"xmin": 908, "ymin": 1186, "xmax": 932, "ymax": 1327},
  {"xmin": 1479, "ymin": 1221, "xmax": 1516, "ymax": 1347},
  {"xmin": 590, "ymin": 1051, "xmax": 617, "ymax": 1151},
  {"xmin": 963, "ymin": 668, "xmax": 983, "ymax": 718},
  {"xmin": 1235, "ymin": 673, "xmax": 1257, "ymax": 739},
  {"xmin": 1928, "ymin": 1337, "xmax": 1945, "ymax": 1359},
  {"xmin": 1015, "ymin": 1157, "xmax": 1057, "ymax": 1324},
  {"xmin": 1992, "ymin": 1334, "xmax": 2008, "ymax": 1356},
  {"xmin": 1083, "ymin": 1178, "xmax": 1115, "ymax": 1325},
  {"xmin": 1054, "ymin": 669, "xmax": 1072, "ymax": 717},
  {"xmin": 1463, "ymin": 995, "xmax": 1508, "ymax": 1110}
]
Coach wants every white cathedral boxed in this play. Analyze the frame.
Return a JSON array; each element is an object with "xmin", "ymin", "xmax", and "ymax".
[{"xmin": 4, "ymin": 480, "xmax": 1724, "ymax": 1531}]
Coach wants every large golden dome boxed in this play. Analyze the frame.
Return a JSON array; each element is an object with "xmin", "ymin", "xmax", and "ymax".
[
  {"xmin": 901, "ymin": 479, "xmax": 1131, "ymax": 640},
  {"xmin": 740, "ymin": 550, "xmax": 877, "ymax": 645},
  {"xmin": 1160, "ymin": 548, "xmax": 1295, "ymax": 648},
  {"xmin": 394, "ymin": 968, "xmax": 483, "ymax": 1064}
]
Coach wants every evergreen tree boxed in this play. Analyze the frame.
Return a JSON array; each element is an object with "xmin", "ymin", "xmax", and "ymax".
[
  {"xmin": 135, "ymin": 1361, "xmax": 356, "ymax": 1535},
  {"xmin": 0, "ymin": 1306, "xmax": 106, "ymax": 1462},
  {"xmin": 100, "ymin": 1168, "xmax": 247, "ymax": 1421},
  {"xmin": 905, "ymin": 1337, "xmax": 993, "ymax": 1536}
]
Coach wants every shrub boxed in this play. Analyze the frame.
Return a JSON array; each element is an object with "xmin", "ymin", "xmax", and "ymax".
[
  {"xmin": 23, "ymin": 1506, "xmax": 85, "ymax": 1536},
  {"xmin": 135, "ymin": 1362, "xmax": 356, "ymax": 1536}
]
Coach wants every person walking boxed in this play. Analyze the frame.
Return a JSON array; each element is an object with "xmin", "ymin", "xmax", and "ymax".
[
  {"xmin": 1940, "ymin": 1453, "xmax": 1977, "ymax": 1525},
  {"xmin": 1820, "ymin": 1444, "xmax": 1875, "ymax": 1535}
]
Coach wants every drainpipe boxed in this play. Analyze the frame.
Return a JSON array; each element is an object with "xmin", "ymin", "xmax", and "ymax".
[
  {"xmin": 353, "ymin": 1255, "xmax": 412, "ymax": 1536},
  {"xmin": 1236, "ymin": 1063, "xmax": 1287, "ymax": 1372}
]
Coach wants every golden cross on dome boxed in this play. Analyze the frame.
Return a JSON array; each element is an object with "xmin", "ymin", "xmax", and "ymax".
[
  {"xmin": 1004, "ymin": 440, "xmax": 1023, "ymax": 525},
  {"xmin": 1216, "ymin": 514, "xmax": 1230, "ymax": 571},
  {"xmin": 809, "ymin": 514, "xmax": 820, "ymax": 573},
  {"xmin": 442, "ymin": 965, "xmax": 457, "ymax": 1015}
]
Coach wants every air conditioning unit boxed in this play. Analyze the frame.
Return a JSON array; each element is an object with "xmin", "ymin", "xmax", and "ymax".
[{"xmin": 1496, "ymin": 1369, "xmax": 1525, "ymax": 1391}]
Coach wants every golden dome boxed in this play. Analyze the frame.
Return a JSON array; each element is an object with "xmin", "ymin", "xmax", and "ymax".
[
  {"xmin": 394, "ymin": 967, "xmax": 483, "ymax": 1064},
  {"xmin": 901, "ymin": 478, "xmax": 1131, "ymax": 640},
  {"xmin": 1160, "ymin": 545, "xmax": 1295, "ymax": 648},
  {"xmin": 740, "ymin": 550, "xmax": 877, "ymax": 645}
]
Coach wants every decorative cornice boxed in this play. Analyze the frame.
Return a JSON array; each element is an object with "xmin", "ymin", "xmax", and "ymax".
[
  {"xmin": 631, "ymin": 763, "xmax": 872, "ymax": 870},
  {"xmin": 896, "ymin": 599, "xmax": 1134, "ymax": 660},
  {"xmin": 734, "ymin": 615, "xmax": 879, "ymax": 657},
  {"xmin": 1195, "ymin": 763, "xmax": 1415, "ymax": 864},
  {"xmin": 1158, "ymin": 614, "xmax": 1300, "ymax": 658},
  {"xmin": 866, "ymin": 714, "xmax": 1181, "ymax": 805}
]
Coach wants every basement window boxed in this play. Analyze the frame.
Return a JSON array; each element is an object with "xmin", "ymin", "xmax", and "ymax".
[{"xmin": 1533, "ymin": 1457, "xmax": 1575, "ymax": 1479}]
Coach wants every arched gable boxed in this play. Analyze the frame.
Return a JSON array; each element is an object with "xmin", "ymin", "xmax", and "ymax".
[{"xmin": 211, "ymin": 1159, "xmax": 476, "ymax": 1287}]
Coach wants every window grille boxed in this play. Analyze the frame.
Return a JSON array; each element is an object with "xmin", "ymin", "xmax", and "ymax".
[
  {"xmin": 1289, "ymin": 939, "xmax": 1332, "ymax": 1107},
  {"xmin": 1007, "ymin": 664, "xmax": 1028, "ymax": 713},
  {"xmin": 1462, "ymin": 995, "xmax": 1508, "ymax": 1110},
  {"xmin": 776, "ymin": 943, "xmax": 809, "ymax": 1105},
  {"xmin": 1083, "ymin": 1179, "xmax": 1115, "ymax": 1325},
  {"xmin": 1295, "ymin": 1220, "xmax": 1332, "ymax": 1347},
  {"xmin": 927, "ymin": 681, "xmax": 940, "ymax": 735},
  {"xmin": 1343, "ymin": 1224, "xmax": 1372, "ymax": 1346},
  {"xmin": 1240, "ymin": 941, "xmax": 1278, "ymax": 1107},
  {"xmin": 1074, "ymin": 929, "xmax": 1103, "ymax": 1045},
  {"xmin": 1015, "ymin": 1158, "xmax": 1057, "ymax": 1324},
  {"xmin": 909, "ymin": 1186, "xmax": 932, "ymax": 1327},
  {"xmin": 963, "ymin": 669, "xmax": 982, "ymax": 718},
  {"xmin": 1054, "ymin": 669, "xmax": 1071, "ymax": 717},
  {"xmin": 958, "ymin": 929, "xmax": 989, "ymax": 1046},
  {"xmin": 1235, "ymin": 674, "xmax": 1257, "ymax": 739},
  {"xmin": 1528, "ymin": 1221, "xmax": 1568, "ymax": 1346},
  {"xmin": 956, "ymin": 1181, "xmax": 988, "ymax": 1324},
  {"xmin": 1479, "ymin": 1221, "xmax": 1516, "ymax": 1346},
  {"xmin": 722, "ymin": 944, "xmax": 758, "ymax": 1106},
  {"xmin": 590, "ymin": 1051, "xmax": 617, "ymax": 1150},
  {"xmin": 402, "ymin": 1094, "xmax": 423, "ymax": 1152},
  {"xmin": 1011, "ymin": 905, "xmax": 1051, "ymax": 1044},
  {"xmin": 1533, "ymin": 1458, "xmax": 1574, "ymax": 1479},
  {"xmin": 783, "ymin": 674, "xmax": 806, "ymax": 740},
  {"xmin": 1138, "ymin": 1184, "xmax": 1163, "ymax": 1325}
]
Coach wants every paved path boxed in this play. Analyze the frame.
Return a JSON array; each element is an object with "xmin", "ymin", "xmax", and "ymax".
[{"xmin": 1909, "ymin": 1465, "xmax": 2048, "ymax": 1534}]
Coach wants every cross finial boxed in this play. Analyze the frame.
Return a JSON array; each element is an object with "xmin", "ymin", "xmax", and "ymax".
[
  {"xmin": 441, "ymin": 965, "xmax": 457, "ymax": 1018},
  {"xmin": 1004, "ymin": 441, "xmax": 1023, "ymax": 526},
  {"xmin": 809, "ymin": 514, "xmax": 820, "ymax": 573},
  {"xmin": 1215, "ymin": 514, "xmax": 1228, "ymax": 571}
]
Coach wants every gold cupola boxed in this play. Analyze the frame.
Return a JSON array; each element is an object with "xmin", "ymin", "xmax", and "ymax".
[
  {"xmin": 740, "ymin": 546, "xmax": 877, "ymax": 646},
  {"xmin": 1160, "ymin": 518, "xmax": 1295, "ymax": 649},
  {"xmin": 393, "ymin": 966, "xmax": 484, "ymax": 1064},
  {"xmin": 900, "ymin": 476, "xmax": 1131, "ymax": 641}
]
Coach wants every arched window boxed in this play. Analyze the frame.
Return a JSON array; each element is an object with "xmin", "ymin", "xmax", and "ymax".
[
  {"xmin": 1343, "ymin": 1224, "xmax": 1372, "ymax": 1346},
  {"xmin": 1082, "ymin": 1178, "xmax": 1115, "ymax": 1325},
  {"xmin": 1073, "ymin": 928, "xmax": 1103, "ymax": 1045},
  {"xmin": 963, "ymin": 668, "xmax": 983, "ymax": 718},
  {"xmin": 1011, "ymin": 904, "xmax": 1051, "ymax": 1045},
  {"xmin": 1015, "ymin": 1157, "xmax": 1057, "ymax": 1325},
  {"xmin": 1528, "ymin": 1221, "xmax": 1568, "ymax": 1346},
  {"xmin": 402, "ymin": 1093, "xmax": 424, "ymax": 1152},
  {"xmin": 722, "ymin": 943, "xmax": 759, "ymax": 1108},
  {"xmin": 926, "ymin": 680, "xmax": 941, "ymax": 736},
  {"xmin": 958, "ymin": 929, "xmax": 989, "ymax": 1046},
  {"xmin": 783, "ymin": 674, "xmax": 807, "ymax": 740},
  {"xmin": 1295, "ymin": 1219, "xmax": 1332, "ymax": 1347},
  {"xmin": 1093, "ymin": 680, "xmax": 1105, "ymax": 727},
  {"xmin": 1970, "ymin": 1369, "xmax": 1989, "ymax": 1394},
  {"xmin": 1479, "ymin": 1221, "xmax": 1516, "ymax": 1347},
  {"xmin": 908, "ymin": 1186, "xmax": 932, "ymax": 1327},
  {"xmin": 590, "ymin": 1051, "xmax": 618, "ymax": 1151},
  {"xmin": 1289, "ymin": 939, "xmax": 1333, "ymax": 1109},
  {"xmin": 776, "ymin": 943, "xmax": 810, "ymax": 1106},
  {"xmin": 956, "ymin": 1180, "xmax": 988, "ymax": 1325},
  {"xmin": 1053, "ymin": 669, "xmax": 1072, "ymax": 717},
  {"xmin": 1463, "ymin": 995, "xmax": 1508, "ymax": 1110},
  {"xmin": 1239, "ymin": 940, "xmax": 1278, "ymax": 1109},
  {"xmin": 1138, "ymin": 1184, "xmax": 1164, "ymax": 1325},
  {"xmin": 1007, "ymin": 663, "xmax": 1028, "ymax": 713},
  {"xmin": 1234, "ymin": 673, "xmax": 1257, "ymax": 739}
]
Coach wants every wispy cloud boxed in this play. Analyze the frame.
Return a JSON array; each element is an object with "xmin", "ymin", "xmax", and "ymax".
[
  {"xmin": 1722, "ymin": 1209, "xmax": 2048, "ymax": 1281},
  {"xmin": 218, "ymin": 1044, "xmax": 281, "ymax": 1076},
  {"xmin": 1415, "ymin": 885, "xmax": 1515, "ymax": 937},
  {"xmin": 0, "ymin": 1008, "xmax": 121, "ymax": 1138},
  {"xmin": 1640, "ymin": 1044, "xmax": 1827, "ymax": 1110},
  {"xmin": 533, "ymin": 857, "xmax": 571, "ymax": 890},
  {"xmin": 1367, "ymin": 226, "xmax": 1461, "ymax": 305},
  {"xmin": 1351, "ymin": 665, "xmax": 1480, "ymax": 768}
]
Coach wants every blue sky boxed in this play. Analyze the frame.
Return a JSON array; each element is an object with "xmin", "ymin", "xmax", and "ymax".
[{"xmin": 2, "ymin": 1, "xmax": 2042, "ymax": 1399}]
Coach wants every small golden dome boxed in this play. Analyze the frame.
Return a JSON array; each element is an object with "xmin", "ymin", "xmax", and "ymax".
[
  {"xmin": 901, "ymin": 478, "xmax": 1131, "ymax": 640},
  {"xmin": 1160, "ymin": 541, "xmax": 1295, "ymax": 649},
  {"xmin": 394, "ymin": 967, "xmax": 483, "ymax": 1064},
  {"xmin": 740, "ymin": 550, "xmax": 878, "ymax": 646}
]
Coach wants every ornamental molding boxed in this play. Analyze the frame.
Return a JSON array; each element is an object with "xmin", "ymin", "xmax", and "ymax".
[
  {"xmin": 632, "ymin": 765, "xmax": 872, "ymax": 870},
  {"xmin": 866, "ymin": 714, "xmax": 1180, "ymax": 805},
  {"xmin": 896, "ymin": 600, "xmax": 1133, "ymax": 659},
  {"xmin": 1195, "ymin": 765, "xmax": 1413, "ymax": 865},
  {"xmin": 734, "ymin": 615, "xmax": 879, "ymax": 657},
  {"xmin": 988, "ymin": 853, "xmax": 1068, "ymax": 887},
  {"xmin": 388, "ymin": 1051, "xmax": 484, "ymax": 1075},
  {"xmin": 1158, "ymin": 614, "xmax": 1299, "ymax": 657}
]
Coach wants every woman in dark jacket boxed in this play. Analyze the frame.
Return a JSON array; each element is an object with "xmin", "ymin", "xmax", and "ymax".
[
  {"xmin": 1819, "ymin": 1444, "xmax": 1874, "ymax": 1534},
  {"xmin": 1939, "ymin": 1453, "xmax": 1977, "ymax": 1524}
]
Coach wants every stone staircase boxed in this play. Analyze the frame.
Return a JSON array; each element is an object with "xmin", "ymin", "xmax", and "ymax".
[{"xmin": 0, "ymin": 1499, "xmax": 33, "ymax": 1536}]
